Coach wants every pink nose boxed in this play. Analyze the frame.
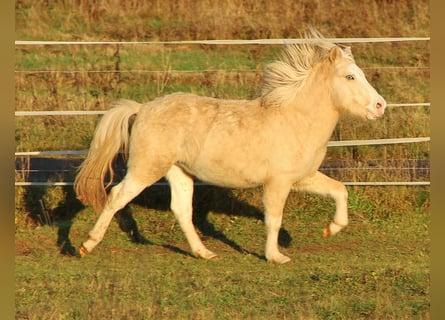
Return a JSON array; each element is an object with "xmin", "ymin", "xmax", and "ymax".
[
  {"xmin": 376, "ymin": 100, "xmax": 386, "ymax": 116},
  {"xmin": 376, "ymin": 102, "xmax": 383, "ymax": 110}
]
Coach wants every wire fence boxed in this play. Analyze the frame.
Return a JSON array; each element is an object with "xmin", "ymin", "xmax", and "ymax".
[
  {"xmin": 13, "ymin": 137, "xmax": 431, "ymax": 157},
  {"xmin": 14, "ymin": 37, "xmax": 430, "ymax": 46},
  {"xmin": 15, "ymin": 37, "xmax": 430, "ymax": 187},
  {"xmin": 13, "ymin": 103, "xmax": 432, "ymax": 117}
]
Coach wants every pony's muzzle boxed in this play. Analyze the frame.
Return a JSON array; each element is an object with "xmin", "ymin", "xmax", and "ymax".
[
  {"xmin": 366, "ymin": 98, "xmax": 386, "ymax": 119},
  {"xmin": 375, "ymin": 99, "xmax": 386, "ymax": 117}
]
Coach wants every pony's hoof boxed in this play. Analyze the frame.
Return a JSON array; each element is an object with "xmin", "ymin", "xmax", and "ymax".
[
  {"xmin": 79, "ymin": 245, "xmax": 89, "ymax": 258},
  {"xmin": 267, "ymin": 253, "xmax": 291, "ymax": 264},
  {"xmin": 209, "ymin": 255, "xmax": 219, "ymax": 261},
  {"xmin": 323, "ymin": 222, "xmax": 345, "ymax": 238},
  {"xmin": 194, "ymin": 249, "xmax": 218, "ymax": 261},
  {"xmin": 322, "ymin": 224, "xmax": 331, "ymax": 238}
]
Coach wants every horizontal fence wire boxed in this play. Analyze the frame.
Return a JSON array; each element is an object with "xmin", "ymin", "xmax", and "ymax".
[
  {"xmin": 14, "ymin": 66, "xmax": 430, "ymax": 74},
  {"xmin": 15, "ymin": 37, "xmax": 430, "ymax": 46},
  {"xmin": 326, "ymin": 137, "xmax": 430, "ymax": 147},
  {"xmin": 14, "ymin": 181, "xmax": 430, "ymax": 187},
  {"xmin": 13, "ymin": 103, "xmax": 431, "ymax": 117},
  {"xmin": 13, "ymin": 137, "xmax": 431, "ymax": 157}
]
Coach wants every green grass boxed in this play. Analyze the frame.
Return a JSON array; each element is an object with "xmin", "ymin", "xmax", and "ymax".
[
  {"xmin": 15, "ymin": 46, "xmax": 268, "ymax": 72},
  {"xmin": 15, "ymin": 187, "xmax": 430, "ymax": 319}
]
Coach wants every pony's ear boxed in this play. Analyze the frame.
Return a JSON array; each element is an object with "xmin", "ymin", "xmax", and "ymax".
[
  {"xmin": 342, "ymin": 46, "xmax": 352, "ymax": 56},
  {"xmin": 328, "ymin": 46, "xmax": 343, "ymax": 63}
]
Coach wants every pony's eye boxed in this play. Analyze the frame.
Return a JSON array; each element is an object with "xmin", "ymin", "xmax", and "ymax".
[{"xmin": 345, "ymin": 74, "xmax": 355, "ymax": 80}]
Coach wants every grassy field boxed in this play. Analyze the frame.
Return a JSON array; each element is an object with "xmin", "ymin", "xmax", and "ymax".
[
  {"xmin": 15, "ymin": 0, "xmax": 430, "ymax": 318},
  {"xmin": 16, "ymin": 186, "xmax": 430, "ymax": 319}
]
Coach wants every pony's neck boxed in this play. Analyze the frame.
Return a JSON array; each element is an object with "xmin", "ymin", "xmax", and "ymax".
[{"xmin": 285, "ymin": 65, "xmax": 339, "ymax": 146}]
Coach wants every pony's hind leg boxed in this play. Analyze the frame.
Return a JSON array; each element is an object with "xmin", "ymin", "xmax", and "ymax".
[
  {"xmin": 79, "ymin": 173, "xmax": 152, "ymax": 257},
  {"xmin": 166, "ymin": 165, "xmax": 218, "ymax": 260},
  {"xmin": 292, "ymin": 171, "xmax": 348, "ymax": 238}
]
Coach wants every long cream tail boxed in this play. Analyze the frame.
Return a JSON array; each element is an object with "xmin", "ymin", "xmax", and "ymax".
[{"xmin": 74, "ymin": 100, "xmax": 142, "ymax": 212}]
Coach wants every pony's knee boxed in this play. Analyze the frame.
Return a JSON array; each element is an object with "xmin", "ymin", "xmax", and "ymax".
[
  {"xmin": 332, "ymin": 183, "xmax": 348, "ymax": 202},
  {"xmin": 264, "ymin": 214, "xmax": 283, "ymax": 231},
  {"xmin": 168, "ymin": 167, "xmax": 194, "ymax": 217},
  {"xmin": 106, "ymin": 177, "xmax": 147, "ymax": 210},
  {"xmin": 170, "ymin": 201, "xmax": 189, "ymax": 219},
  {"xmin": 170, "ymin": 185, "xmax": 193, "ymax": 216}
]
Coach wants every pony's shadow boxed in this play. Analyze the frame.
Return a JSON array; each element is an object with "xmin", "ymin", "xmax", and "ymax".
[
  {"xmin": 130, "ymin": 184, "xmax": 292, "ymax": 259},
  {"xmin": 194, "ymin": 186, "xmax": 292, "ymax": 257},
  {"xmin": 20, "ymin": 184, "xmax": 82, "ymax": 256},
  {"xmin": 17, "ymin": 157, "xmax": 154, "ymax": 256},
  {"xmin": 18, "ymin": 156, "xmax": 291, "ymax": 259},
  {"xmin": 20, "ymin": 184, "xmax": 155, "ymax": 256}
]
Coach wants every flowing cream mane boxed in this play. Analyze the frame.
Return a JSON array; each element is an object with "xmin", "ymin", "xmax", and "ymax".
[{"xmin": 260, "ymin": 29, "xmax": 355, "ymax": 108}]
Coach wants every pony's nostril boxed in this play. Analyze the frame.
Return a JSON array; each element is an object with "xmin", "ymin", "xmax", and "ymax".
[{"xmin": 374, "ymin": 101, "xmax": 386, "ymax": 117}]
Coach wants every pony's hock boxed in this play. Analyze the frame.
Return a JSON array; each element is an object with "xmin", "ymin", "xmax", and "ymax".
[{"xmin": 74, "ymin": 29, "xmax": 386, "ymax": 264}]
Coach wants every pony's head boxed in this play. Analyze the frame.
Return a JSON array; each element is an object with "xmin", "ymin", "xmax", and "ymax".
[
  {"xmin": 260, "ymin": 29, "xmax": 386, "ymax": 120},
  {"xmin": 326, "ymin": 45, "xmax": 386, "ymax": 120}
]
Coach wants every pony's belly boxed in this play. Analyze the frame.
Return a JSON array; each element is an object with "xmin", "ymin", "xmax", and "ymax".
[
  {"xmin": 198, "ymin": 173, "xmax": 261, "ymax": 189},
  {"xmin": 178, "ymin": 162, "xmax": 265, "ymax": 189}
]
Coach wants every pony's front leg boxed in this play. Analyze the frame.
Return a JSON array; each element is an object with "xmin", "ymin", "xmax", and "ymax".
[
  {"xmin": 293, "ymin": 171, "xmax": 348, "ymax": 237},
  {"xmin": 167, "ymin": 165, "xmax": 218, "ymax": 260},
  {"xmin": 263, "ymin": 179, "xmax": 292, "ymax": 264}
]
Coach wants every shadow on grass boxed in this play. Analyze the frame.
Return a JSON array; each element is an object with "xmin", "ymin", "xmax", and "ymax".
[
  {"xmin": 191, "ymin": 186, "xmax": 292, "ymax": 259},
  {"xmin": 19, "ymin": 161, "xmax": 291, "ymax": 260}
]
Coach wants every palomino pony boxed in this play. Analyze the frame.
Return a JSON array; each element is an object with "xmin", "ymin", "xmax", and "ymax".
[{"xmin": 74, "ymin": 30, "xmax": 386, "ymax": 264}]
